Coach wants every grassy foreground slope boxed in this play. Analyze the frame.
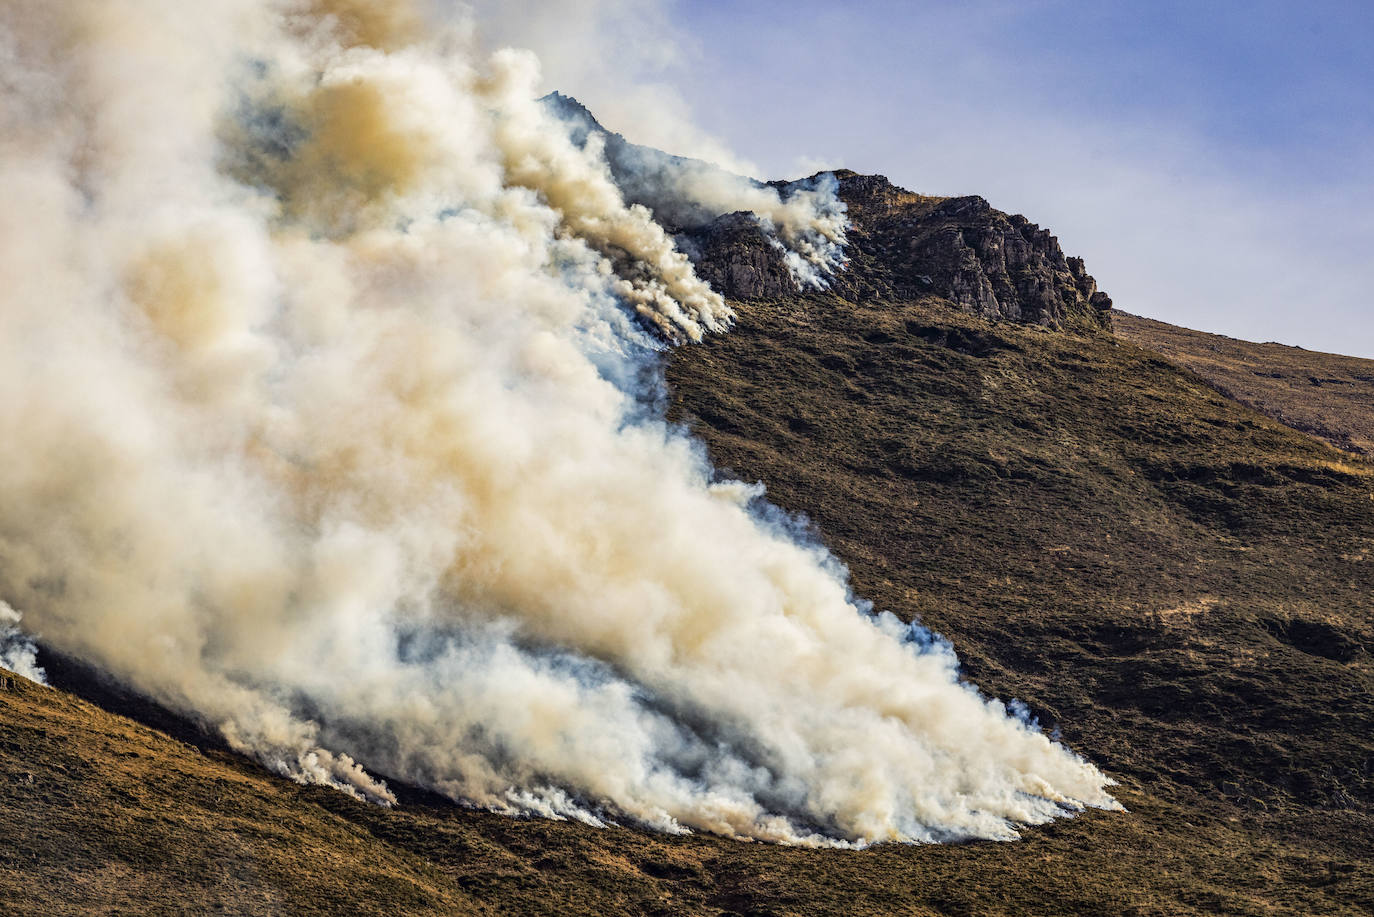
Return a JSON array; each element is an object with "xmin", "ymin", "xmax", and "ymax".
[{"xmin": 3, "ymin": 293, "xmax": 1372, "ymax": 916}]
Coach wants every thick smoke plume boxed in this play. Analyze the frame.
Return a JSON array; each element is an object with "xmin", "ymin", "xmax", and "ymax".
[{"xmin": 0, "ymin": 0, "xmax": 1118, "ymax": 844}]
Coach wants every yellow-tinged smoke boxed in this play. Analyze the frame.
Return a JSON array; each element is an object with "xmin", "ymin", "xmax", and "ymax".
[
  {"xmin": 293, "ymin": 0, "xmax": 424, "ymax": 51},
  {"xmin": 275, "ymin": 79, "xmax": 429, "ymax": 225},
  {"xmin": 0, "ymin": 0, "xmax": 1119, "ymax": 844}
]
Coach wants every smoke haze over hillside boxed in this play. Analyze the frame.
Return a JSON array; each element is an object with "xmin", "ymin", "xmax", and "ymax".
[{"xmin": 0, "ymin": 0, "xmax": 1117, "ymax": 845}]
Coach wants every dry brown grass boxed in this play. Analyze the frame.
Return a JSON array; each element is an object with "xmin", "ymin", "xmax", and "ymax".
[{"xmin": 1114, "ymin": 311, "xmax": 1374, "ymax": 455}]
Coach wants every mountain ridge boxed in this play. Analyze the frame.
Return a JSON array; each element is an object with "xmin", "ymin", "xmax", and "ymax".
[{"xmin": 820, "ymin": 170, "xmax": 1114, "ymax": 327}]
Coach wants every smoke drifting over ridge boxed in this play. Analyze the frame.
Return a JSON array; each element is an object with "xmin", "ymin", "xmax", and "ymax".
[
  {"xmin": 0, "ymin": 0, "xmax": 1118, "ymax": 844},
  {"xmin": 542, "ymin": 90, "xmax": 849, "ymax": 291}
]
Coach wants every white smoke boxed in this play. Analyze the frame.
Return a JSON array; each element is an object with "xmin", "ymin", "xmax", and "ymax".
[
  {"xmin": 0, "ymin": 0, "xmax": 1118, "ymax": 845},
  {"xmin": 469, "ymin": 0, "xmax": 760, "ymax": 176},
  {"xmin": 602, "ymin": 144, "xmax": 850, "ymax": 291},
  {"xmin": 543, "ymin": 93, "xmax": 849, "ymax": 291},
  {"xmin": 0, "ymin": 602, "xmax": 46, "ymax": 685},
  {"xmin": 763, "ymin": 172, "xmax": 850, "ymax": 290}
]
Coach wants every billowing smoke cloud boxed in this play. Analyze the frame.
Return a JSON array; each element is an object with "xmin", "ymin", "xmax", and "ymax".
[{"xmin": 0, "ymin": 0, "xmax": 1118, "ymax": 844}]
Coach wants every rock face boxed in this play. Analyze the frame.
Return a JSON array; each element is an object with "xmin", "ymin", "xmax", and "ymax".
[
  {"xmin": 830, "ymin": 173, "xmax": 1112, "ymax": 328},
  {"xmin": 687, "ymin": 171, "xmax": 1113, "ymax": 330},
  {"xmin": 677, "ymin": 213, "xmax": 798, "ymax": 300}
]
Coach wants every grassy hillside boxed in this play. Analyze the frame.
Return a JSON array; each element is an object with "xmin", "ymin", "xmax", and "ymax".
[
  {"xmin": 1115, "ymin": 310, "xmax": 1374, "ymax": 455},
  {"xmin": 3, "ymin": 293, "xmax": 1372, "ymax": 915}
]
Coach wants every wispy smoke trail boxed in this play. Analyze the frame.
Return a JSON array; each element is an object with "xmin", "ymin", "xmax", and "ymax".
[
  {"xmin": 544, "ymin": 92, "xmax": 849, "ymax": 290},
  {"xmin": 0, "ymin": 602, "xmax": 46, "ymax": 685},
  {"xmin": 0, "ymin": 0, "xmax": 1118, "ymax": 845}
]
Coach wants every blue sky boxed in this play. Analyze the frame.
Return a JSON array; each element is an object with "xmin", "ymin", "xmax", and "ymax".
[
  {"xmin": 497, "ymin": 0, "xmax": 1374, "ymax": 356},
  {"xmin": 666, "ymin": 0, "xmax": 1372, "ymax": 185}
]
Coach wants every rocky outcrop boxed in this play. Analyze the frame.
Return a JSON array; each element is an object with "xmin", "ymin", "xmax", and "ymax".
[
  {"xmin": 827, "ymin": 172, "xmax": 1111, "ymax": 329},
  {"xmin": 864, "ymin": 190, "xmax": 1112, "ymax": 327},
  {"xmin": 677, "ymin": 213, "xmax": 798, "ymax": 300},
  {"xmin": 684, "ymin": 170, "xmax": 1113, "ymax": 330}
]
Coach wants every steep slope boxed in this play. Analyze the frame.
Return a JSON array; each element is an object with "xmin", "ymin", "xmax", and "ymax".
[
  {"xmin": 1115, "ymin": 311, "xmax": 1374, "ymax": 455},
  {"xmin": 5, "ymin": 287, "xmax": 1372, "ymax": 915},
  {"xmin": 666, "ymin": 292, "xmax": 1374, "ymax": 913},
  {"xmin": 0, "ymin": 673, "xmax": 486, "ymax": 917},
  {"xmin": 6, "ymin": 5, "xmax": 1367, "ymax": 911}
]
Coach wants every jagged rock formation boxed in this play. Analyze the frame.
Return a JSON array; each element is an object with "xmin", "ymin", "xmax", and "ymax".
[
  {"xmin": 675, "ymin": 213, "xmax": 799, "ymax": 300},
  {"xmin": 827, "ymin": 172, "xmax": 1112, "ymax": 329},
  {"xmin": 691, "ymin": 171, "xmax": 1113, "ymax": 329}
]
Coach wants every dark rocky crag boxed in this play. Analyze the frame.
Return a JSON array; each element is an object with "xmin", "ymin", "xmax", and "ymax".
[
  {"xmin": 691, "ymin": 171, "xmax": 1113, "ymax": 330},
  {"xmin": 828, "ymin": 171, "xmax": 1112, "ymax": 328},
  {"xmin": 675, "ymin": 211, "xmax": 801, "ymax": 300}
]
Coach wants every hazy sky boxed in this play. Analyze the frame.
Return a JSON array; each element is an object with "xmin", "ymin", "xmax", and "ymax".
[{"xmin": 522, "ymin": 0, "xmax": 1374, "ymax": 357}]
